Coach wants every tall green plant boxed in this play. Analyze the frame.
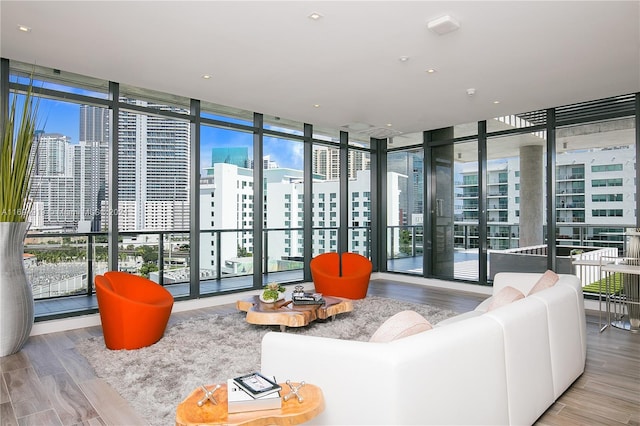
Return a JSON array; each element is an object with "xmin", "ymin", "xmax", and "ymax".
[{"xmin": 0, "ymin": 84, "xmax": 39, "ymax": 222}]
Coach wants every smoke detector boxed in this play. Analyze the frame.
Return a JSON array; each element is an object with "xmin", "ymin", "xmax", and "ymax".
[{"xmin": 427, "ymin": 15, "xmax": 460, "ymax": 35}]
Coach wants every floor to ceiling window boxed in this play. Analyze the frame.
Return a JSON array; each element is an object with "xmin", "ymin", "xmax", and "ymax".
[
  {"xmin": 486, "ymin": 125, "xmax": 548, "ymax": 280},
  {"xmin": 116, "ymin": 88, "xmax": 191, "ymax": 284},
  {"xmin": 311, "ymin": 141, "xmax": 340, "ymax": 255},
  {"xmin": 199, "ymin": 122, "xmax": 254, "ymax": 291},
  {"xmin": 9, "ymin": 63, "xmax": 111, "ymax": 302},
  {"xmin": 348, "ymin": 137, "xmax": 371, "ymax": 258},
  {"xmin": 2, "ymin": 58, "xmax": 637, "ymax": 321},
  {"xmin": 386, "ymin": 145, "xmax": 424, "ymax": 273},
  {"xmin": 262, "ymin": 119, "xmax": 305, "ymax": 283},
  {"xmin": 555, "ymin": 111, "xmax": 637, "ymax": 288},
  {"xmin": 451, "ymin": 140, "xmax": 480, "ymax": 281}
]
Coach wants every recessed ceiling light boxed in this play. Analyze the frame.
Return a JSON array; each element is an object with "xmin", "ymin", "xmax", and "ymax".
[
  {"xmin": 201, "ymin": 74, "xmax": 212, "ymax": 79},
  {"xmin": 493, "ymin": 100, "xmax": 501, "ymax": 104},
  {"xmin": 399, "ymin": 56, "xmax": 409, "ymax": 62},
  {"xmin": 426, "ymin": 68, "xmax": 437, "ymax": 73},
  {"xmin": 308, "ymin": 12, "xmax": 322, "ymax": 20},
  {"xmin": 18, "ymin": 25, "xmax": 31, "ymax": 32},
  {"xmin": 386, "ymin": 123, "xmax": 393, "ymax": 127},
  {"xmin": 313, "ymin": 104, "xmax": 320, "ymax": 108}
]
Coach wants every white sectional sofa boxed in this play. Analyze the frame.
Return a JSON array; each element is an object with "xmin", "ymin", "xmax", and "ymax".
[{"xmin": 261, "ymin": 272, "xmax": 586, "ymax": 425}]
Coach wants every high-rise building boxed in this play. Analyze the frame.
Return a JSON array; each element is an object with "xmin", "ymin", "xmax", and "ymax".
[
  {"xmin": 312, "ymin": 146, "xmax": 370, "ymax": 180},
  {"xmin": 77, "ymin": 105, "xmax": 109, "ymax": 231},
  {"xmin": 117, "ymin": 100, "xmax": 190, "ymax": 230},
  {"xmin": 80, "ymin": 105, "xmax": 110, "ymax": 144},
  {"xmin": 30, "ymin": 132, "xmax": 76, "ymax": 229}
]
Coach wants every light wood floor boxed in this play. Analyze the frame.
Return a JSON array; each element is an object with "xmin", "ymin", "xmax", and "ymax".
[{"xmin": 1, "ymin": 280, "xmax": 639, "ymax": 425}]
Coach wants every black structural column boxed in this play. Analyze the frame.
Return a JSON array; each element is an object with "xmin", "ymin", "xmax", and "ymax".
[
  {"xmin": 370, "ymin": 137, "xmax": 386, "ymax": 272},
  {"xmin": 0, "ymin": 59, "xmax": 8, "ymax": 135},
  {"xmin": 253, "ymin": 113, "xmax": 264, "ymax": 289},
  {"xmin": 339, "ymin": 131, "xmax": 349, "ymax": 254},
  {"xmin": 108, "ymin": 81, "xmax": 119, "ymax": 273},
  {"xmin": 546, "ymin": 109, "xmax": 557, "ymax": 271},
  {"xmin": 189, "ymin": 99, "xmax": 201, "ymax": 296},
  {"xmin": 478, "ymin": 121, "xmax": 488, "ymax": 284},
  {"xmin": 303, "ymin": 123, "xmax": 313, "ymax": 281}
]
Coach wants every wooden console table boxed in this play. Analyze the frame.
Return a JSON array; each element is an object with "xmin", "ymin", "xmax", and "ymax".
[{"xmin": 175, "ymin": 383, "xmax": 324, "ymax": 426}]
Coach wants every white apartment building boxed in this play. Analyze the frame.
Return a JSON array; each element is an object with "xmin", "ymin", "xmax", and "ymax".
[
  {"xmin": 199, "ymin": 161, "xmax": 403, "ymax": 274},
  {"xmin": 199, "ymin": 163, "xmax": 255, "ymax": 274},
  {"xmin": 456, "ymin": 146, "xmax": 636, "ymax": 250}
]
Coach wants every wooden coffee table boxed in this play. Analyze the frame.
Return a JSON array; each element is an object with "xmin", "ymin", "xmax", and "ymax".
[
  {"xmin": 236, "ymin": 295, "xmax": 353, "ymax": 331},
  {"xmin": 175, "ymin": 382, "xmax": 324, "ymax": 426}
]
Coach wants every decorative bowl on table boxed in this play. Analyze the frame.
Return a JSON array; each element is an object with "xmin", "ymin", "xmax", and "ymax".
[{"xmin": 260, "ymin": 282, "xmax": 286, "ymax": 304}]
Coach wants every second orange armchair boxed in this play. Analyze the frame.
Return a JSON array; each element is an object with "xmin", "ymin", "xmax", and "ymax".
[{"xmin": 310, "ymin": 252, "xmax": 372, "ymax": 299}]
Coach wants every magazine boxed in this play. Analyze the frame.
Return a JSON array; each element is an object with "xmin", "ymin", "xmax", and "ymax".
[{"xmin": 232, "ymin": 372, "xmax": 282, "ymax": 398}]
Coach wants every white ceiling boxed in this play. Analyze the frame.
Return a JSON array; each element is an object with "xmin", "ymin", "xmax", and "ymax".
[{"xmin": 1, "ymin": 1, "xmax": 639, "ymax": 137}]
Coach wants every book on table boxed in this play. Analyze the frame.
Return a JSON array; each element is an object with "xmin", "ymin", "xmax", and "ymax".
[
  {"xmin": 227, "ymin": 378, "xmax": 281, "ymax": 413},
  {"xmin": 232, "ymin": 372, "xmax": 281, "ymax": 398},
  {"xmin": 292, "ymin": 292, "xmax": 325, "ymax": 305}
]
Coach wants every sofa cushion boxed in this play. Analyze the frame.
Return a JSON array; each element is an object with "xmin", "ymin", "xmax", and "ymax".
[
  {"xmin": 369, "ymin": 310, "xmax": 432, "ymax": 342},
  {"xmin": 528, "ymin": 270, "xmax": 559, "ymax": 295},
  {"xmin": 487, "ymin": 286, "xmax": 524, "ymax": 311}
]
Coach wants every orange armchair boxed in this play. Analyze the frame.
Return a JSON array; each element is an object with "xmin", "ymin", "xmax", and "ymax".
[
  {"xmin": 310, "ymin": 252, "xmax": 372, "ymax": 299},
  {"xmin": 95, "ymin": 271, "xmax": 174, "ymax": 350}
]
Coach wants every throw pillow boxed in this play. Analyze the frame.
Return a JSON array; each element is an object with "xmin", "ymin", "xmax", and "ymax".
[
  {"xmin": 528, "ymin": 269, "xmax": 559, "ymax": 295},
  {"xmin": 486, "ymin": 286, "xmax": 525, "ymax": 311},
  {"xmin": 369, "ymin": 310, "xmax": 432, "ymax": 343}
]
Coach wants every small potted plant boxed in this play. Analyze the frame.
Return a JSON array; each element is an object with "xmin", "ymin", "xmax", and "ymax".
[{"xmin": 260, "ymin": 282, "xmax": 285, "ymax": 303}]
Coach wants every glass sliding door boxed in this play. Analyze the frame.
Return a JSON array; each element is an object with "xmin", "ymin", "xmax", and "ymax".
[{"xmin": 430, "ymin": 141, "xmax": 479, "ymax": 281}]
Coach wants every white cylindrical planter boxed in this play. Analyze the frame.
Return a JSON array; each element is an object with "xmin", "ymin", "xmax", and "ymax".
[{"xmin": 0, "ymin": 222, "xmax": 34, "ymax": 356}]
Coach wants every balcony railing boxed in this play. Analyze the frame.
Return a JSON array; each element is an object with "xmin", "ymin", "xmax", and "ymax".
[
  {"xmin": 25, "ymin": 223, "xmax": 633, "ymax": 319},
  {"xmin": 24, "ymin": 226, "xmax": 372, "ymax": 304}
]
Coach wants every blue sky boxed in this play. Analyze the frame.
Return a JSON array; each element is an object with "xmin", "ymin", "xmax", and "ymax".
[
  {"xmin": 38, "ymin": 99, "xmax": 80, "ymax": 142},
  {"xmin": 36, "ymin": 98, "xmax": 304, "ymax": 173}
]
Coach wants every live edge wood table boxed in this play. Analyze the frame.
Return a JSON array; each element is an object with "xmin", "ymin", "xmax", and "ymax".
[
  {"xmin": 175, "ymin": 383, "xmax": 324, "ymax": 426},
  {"xmin": 236, "ymin": 295, "xmax": 353, "ymax": 331}
]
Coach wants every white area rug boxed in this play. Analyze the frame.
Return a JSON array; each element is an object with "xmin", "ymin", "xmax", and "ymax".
[{"xmin": 77, "ymin": 296, "xmax": 458, "ymax": 425}]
